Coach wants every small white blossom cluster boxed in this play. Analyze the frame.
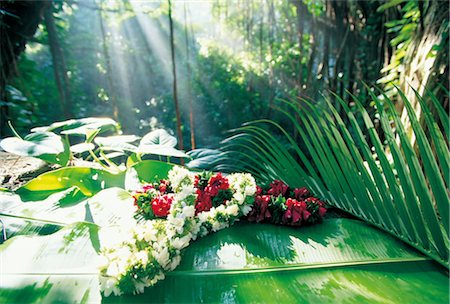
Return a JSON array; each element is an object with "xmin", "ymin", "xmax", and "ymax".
[{"xmin": 98, "ymin": 167, "xmax": 256, "ymax": 297}]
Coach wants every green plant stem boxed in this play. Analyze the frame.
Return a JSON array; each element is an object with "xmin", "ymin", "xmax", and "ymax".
[
  {"xmin": 99, "ymin": 150, "xmax": 121, "ymax": 173},
  {"xmin": 8, "ymin": 121, "xmax": 22, "ymax": 139},
  {"xmin": 88, "ymin": 149, "xmax": 110, "ymax": 171}
]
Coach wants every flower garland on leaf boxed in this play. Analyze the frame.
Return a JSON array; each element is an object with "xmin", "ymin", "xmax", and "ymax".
[
  {"xmin": 98, "ymin": 167, "xmax": 326, "ymax": 297},
  {"xmin": 247, "ymin": 180, "xmax": 327, "ymax": 226}
]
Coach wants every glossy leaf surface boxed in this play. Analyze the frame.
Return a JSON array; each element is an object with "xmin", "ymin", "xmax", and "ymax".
[
  {"xmin": 137, "ymin": 129, "xmax": 188, "ymax": 158},
  {"xmin": 15, "ymin": 167, "xmax": 125, "ymax": 200},
  {"xmin": 0, "ymin": 132, "xmax": 70, "ymax": 166},
  {"xmin": 111, "ymin": 220, "xmax": 448, "ymax": 303},
  {"xmin": 2, "ymin": 216, "xmax": 447, "ymax": 303},
  {"xmin": 31, "ymin": 117, "xmax": 119, "ymax": 136},
  {"xmin": 219, "ymin": 88, "xmax": 450, "ymax": 267},
  {"xmin": 95, "ymin": 135, "xmax": 139, "ymax": 152}
]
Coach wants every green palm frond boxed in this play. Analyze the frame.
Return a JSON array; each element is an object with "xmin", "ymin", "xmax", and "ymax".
[{"xmin": 220, "ymin": 87, "xmax": 450, "ymax": 268}]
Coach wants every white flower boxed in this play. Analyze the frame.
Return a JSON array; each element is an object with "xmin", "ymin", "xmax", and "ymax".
[
  {"xmin": 168, "ymin": 255, "xmax": 181, "ymax": 271},
  {"xmin": 168, "ymin": 216, "xmax": 185, "ymax": 234},
  {"xmin": 154, "ymin": 246, "xmax": 170, "ymax": 268},
  {"xmin": 134, "ymin": 280, "xmax": 147, "ymax": 294},
  {"xmin": 135, "ymin": 250, "xmax": 149, "ymax": 265},
  {"xmin": 99, "ymin": 275, "xmax": 121, "ymax": 297},
  {"xmin": 168, "ymin": 166, "xmax": 194, "ymax": 191},
  {"xmin": 197, "ymin": 212, "xmax": 209, "ymax": 223},
  {"xmin": 150, "ymin": 272, "xmax": 165, "ymax": 285},
  {"xmin": 106, "ymin": 261, "xmax": 120, "ymax": 277},
  {"xmin": 226, "ymin": 204, "xmax": 239, "ymax": 216},
  {"xmin": 241, "ymin": 204, "xmax": 253, "ymax": 216},
  {"xmin": 212, "ymin": 220, "xmax": 223, "ymax": 232},
  {"xmin": 181, "ymin": 205, "xmax": 196, "ymax": 218},
  {"xmin": 233, "ymin": 192, "xmax": 245, "ymax": 205},
  {"xmin": 171, "ymin": 234, "xmax": 191, "ymax": 250},
  {"xmin": 190, "ymin": 221, "xmax": 201, "ymax": 240},
  {"xmin": 216, "ymin": 205, "xmax": 226, "ymax": 213},
  {"xmin": 175, "ymin": 184, "xmax": 196, "ymax": 201},
  {"xmin": 99, "ymin": 168, "xmax": 259, "ymax": 297},
  {"xmin": 97, "ymin": 255, "xmax": 109, "ymax": 270}
]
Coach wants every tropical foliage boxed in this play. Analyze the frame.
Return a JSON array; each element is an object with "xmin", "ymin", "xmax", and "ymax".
[
  {"xmin": 0, "ymin": 0, "xmax": 449, "ymax": 302},
  {"xmin": 217, "ymin": 86, "xmax": 450, "ymax": 268},
  {"xmin": 1, "ymin": 159, "xmax": 448, "ymax": 302}
]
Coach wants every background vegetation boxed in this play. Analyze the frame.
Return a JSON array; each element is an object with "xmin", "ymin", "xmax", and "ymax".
[{"xmin": 1, "ymin": 0, "xmax": 448, "ymax": 148}]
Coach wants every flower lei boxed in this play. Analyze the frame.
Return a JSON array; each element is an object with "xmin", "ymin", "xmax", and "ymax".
[{"xmin": 98, "ymin": 167, "xmax": 326, "ymax": 297}]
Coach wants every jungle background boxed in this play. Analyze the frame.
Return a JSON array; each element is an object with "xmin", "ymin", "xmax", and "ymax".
[{"xmin": 0, "ymin": 0, "xmax": 448, "ymax": 150}]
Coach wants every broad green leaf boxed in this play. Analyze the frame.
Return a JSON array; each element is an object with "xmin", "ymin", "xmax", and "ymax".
[
  {"xmin": 95, "ymin": 135, "xmax": 139, "ymax": 152},
  {"xmin": 0, "ymin": 132, "xmax": 70, "ymax": 166},
  {"xmin": 221, "ymin": 87, "xmax": 450, "ymax": 267},
  {"xmin": 131, "ymin": 160, "xmax": 175, "ymax": 183},
  {"xmin": 136, "ymin": 146, "xmax": 188, "ymax": 158},
  {"xmin": 377, "ymin": 0, "xmax": 407, "ymax": 13},
  {"xmin": 186, "ymin": 149, "xmax": 224, "ymax": 170},
  {"xmin": 70, "ymin": 143, "xmax": 95, "ymax": 154},
  {"xmin": 100, "ymin": 152, "xmax": 126, "ymax": 160},
  {"xmin": 136, "ymin": 145, "xmax": 189, "ymax": 158},
  {"xmin": 31, "ymin": 117, "xmax": 119, "ymax": 136},
  {"xmin": 15, "ymin": 166, "xmax": 125, "ymax": 200},
  {"xmin": 140, "ymin": 129, "xmax": 176, "ymax": 147},
  {"xmin": 108, "ymin": 220, "xmax": 448, "ymax": 303},
  {"xmin": 2, "ymin": 218, "xmax": 448, "ymax": 303},
  {"xmin": 137, "ymin": 129, "xmax": 187, "ymax": 158},
  {"xmin": 0, "ymin": 222, "xmax": 103, "ymax": 303},
  {"xmin": 0, "ymin": 187, "xmax": 135, "ymax": 228},
  {"xmin": 126, "ymin": 153, "xmax": 141, "ymax": 167}
]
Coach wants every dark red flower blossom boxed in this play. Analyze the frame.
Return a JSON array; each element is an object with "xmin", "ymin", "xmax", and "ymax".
[
  {"xmin": 255, "ymin": 186, "xmax": 263, "ymax": 196},
  {"xmin": 248, "ymin": 195, "xmax": 271, "ymax": 222},
  {"xmin": 305, "ymin": 197, "xmax": 327, "ymax": 218},
  {"xmin": 267, "ymin": 180, "xmax": 289, "ymax": 197},
  {"xmin": 283, "ymin": 198, "xmax": 310, "ymax": 225},
  {"xmin": 294, "ymin": 187, "xmax": 310, "ymax": 200},
  {"xmin": 205, "ymin": 173, "xmax": 229, "ymax": 196},
  {"xmin": 159, "ymin": 180, "xmax": 170, "ymax": 194},
  {"xmin": 194, "ymin": 175, "xmax": 201, "ymax": 188},
  {"xmin": 151, "ymin": 194, "xmax": 173, "ymax": 217},
  {"xmin": 142, "ymin": 184, "xmax": 154, "ymax": 193},
  {"xmin": 195, "ymin": 189, "xmax": 213, "ymax": 214}
]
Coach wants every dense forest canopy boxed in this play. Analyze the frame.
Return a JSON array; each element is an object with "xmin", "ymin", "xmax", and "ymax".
[{"xmin": 0, "ymin": 0, "xmax": 448, "ymax": 148}]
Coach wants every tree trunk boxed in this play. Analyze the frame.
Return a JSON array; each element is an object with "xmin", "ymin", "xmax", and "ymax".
[
  {"xmin": 168, "ymin": 0, "xmax": 184, "ymax": 155},
  {"xmin": 266, "ymin": 0, "xmax": 275, "ymax": 118},
  {"xmin": 43, "ymin": 4, "xmax": 72, "ymax": 118},
  {"xmin": 0, "ymin": 1, "xmax": 46, "ymax": 136},
  {"xmin": 97, "ymin": 4, "xmax": 119, "ymax": 121},
  {"xmin": 184, "ymin": 2, "xmax": 195, "ymax": 150},
  {"xmin": 294, "ymin": 0, "xmax": 306, "ymax": 95},
  {"xmin": 305, "ymin": 17, "xmax": 317, "ymax": 95}
]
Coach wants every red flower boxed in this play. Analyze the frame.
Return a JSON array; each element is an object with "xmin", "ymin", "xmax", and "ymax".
[
  {"xmin": 294, "ymin": 187, "xmax": 310, "ymax": 200},
  {"xmin": 205, "ymin": 173, "xmax": 229, "ymax": 196},
  {"xmin": 194, "ymin": 175, "xmax": 201, "ymax": 188},
  {"xmin": 159, "ymin": 180, "xmax": 170, "ymax": 194},
  {"xmin": 151, "ymin": 194, "xmax": 173, "ymax": 217},
  {"xmin": 195, "ymin": 190, "xmax": 213, "ymax": 214},
  {"xmin": 283, "ymin": 198, "xmax": 310, "ymax": 225},
  {"xmin": 305, "ymin": 197, "xmax": 327, "ymax": 218},
  {"xmin": 248, "ymin": 195, "xmax": 271, "ymax": 222},
  {"xmin": 319, "ymin": 206, "xmax": 327, "ymax": 217},
  {"xmin": 142, "ymin": 184, "xmax": 154, "ymax": 193},
  {"xmin": 255, "ymin": 186, "xmax": 263, "ymax": 196},
  {"xmin": 267, "ymin": 180, "xmax": 289, "ymax": 197}
]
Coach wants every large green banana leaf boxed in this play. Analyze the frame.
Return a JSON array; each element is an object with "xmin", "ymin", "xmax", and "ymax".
[
  {"xmin": 1, "ymin": 158, "xmax": 448, "ymax": 303},
  {"xmin": 1, "ymin": 211, "xmax": 448, "ymax": 303}
]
